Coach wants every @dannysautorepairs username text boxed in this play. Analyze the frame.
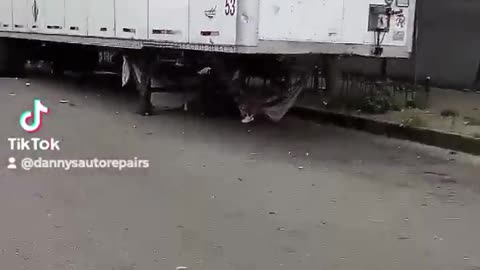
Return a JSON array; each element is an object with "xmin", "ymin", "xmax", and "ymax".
[{"xmin": 8, "ymin": 157, "xmax": 150, "ymax": 171}]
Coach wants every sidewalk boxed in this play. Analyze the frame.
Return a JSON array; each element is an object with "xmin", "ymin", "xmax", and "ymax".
[{"xmin": 294, "ymin": 87, "xmax": 480, "ymax": 155}]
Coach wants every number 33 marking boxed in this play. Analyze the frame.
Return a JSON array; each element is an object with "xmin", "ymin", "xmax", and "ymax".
[{"xmin": 225, "ymin": 0, "xmax": 236, "ymax": 16}]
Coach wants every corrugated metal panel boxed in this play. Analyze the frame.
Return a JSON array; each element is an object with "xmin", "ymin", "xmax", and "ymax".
[
  {"xmin": 65, "ymin": 0, "xmax": 88, "ymax": 35},
  {"xmin": 189, "ymin": 0, "xmax": 238, "ymax": 45},
  {"xmin": 42, "ymin": 0, "xmax": 65, "ymax": 34},
  {"xmin": 149, "ymin": 0, "xmax": 189, "ymax": 43},
  {"xmin": 0, "ymin": 0, "xmax": 13, "ymax": 31},
  {"xmin": 12, "ymin": 0, "xmax": 29, "ymax": 32},
  {"xmin": 115, "ymin": 0, "xmax": 148, "ymax": 39},
  {"xmin": 88, "ymin": 0, "xmax": 115, "ymax": 37}
]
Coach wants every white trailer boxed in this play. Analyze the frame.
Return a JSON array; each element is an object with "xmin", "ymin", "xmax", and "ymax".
[
  {"xmin": 0, "ymin": 0, "xmax": 416, "ymax": 57},
  {"xmin": 0, "ymin": 0, "xmax": 417, "ymax": 119}
]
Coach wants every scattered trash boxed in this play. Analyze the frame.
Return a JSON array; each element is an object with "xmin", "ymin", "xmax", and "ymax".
[
  {"xmin": 305, "ymin": 152, "xmax": 310, "ymax": 157},
  {"xmin": 8, "ymin": 92, "xmax": 15, "ymax": 96},
  {"xmin": 133, "ymin": 125, "xmax": 137, "ymax": 128},
  {"xmin": 298, "ymin": 166, "xmax": 304, "ymax": 170},
  {"xmin": 25, "ymin": 82, "xmax": 31, "ymax": 86},
  {"xmin": 210, "ymin": 195, "xmax": 216, "ymax": 199},
  {"xmin": 145, "ymin": 112, "xmax": 150, "ymax": 116},
  {"xmin": 417, "ymin": 155, "xmax": 421, "ymax": 159},
  {"xmin": 269, "ymin": 211, "xmax": 277, "ymax": 215},
  {"xmin": 238, "ymin": 178, "xmax": 243, "ymax": 182},
  {"xmin": 464, "ymin": 256, "xmax": 470, "ymax": 260},
  {"xmin": 434, "ymin": 235, "xmax": 443, "ymax": 240},
  {"xmin": 322, "ymin": 101, "xmax": 328, "ymax": 106},
  {"xmin": 277, "ymin": 227, "xmax": 286, "ymax": 231},
  {"xmin": 59, "ymin": 99, "xmax": 69, "ymax": 104},
  {"xmin": 176, "ymin": 266, "xmax": 188, "ymax": 270},
  {"xmin": 146, "ymin": 132, "xmax": 153, "ymax": 135},
  {"xmin": 115, "ymin": 112, "xmax": 119, "ymax": 115},
  {"xmin": 397, "ymin": 235, "xmax": 410, "ymax": 240}
]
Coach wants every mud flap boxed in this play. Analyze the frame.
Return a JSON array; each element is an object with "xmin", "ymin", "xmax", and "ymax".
[{"xmin": 121, "ymin": 55, "xmax": 131, "ymax": 87}]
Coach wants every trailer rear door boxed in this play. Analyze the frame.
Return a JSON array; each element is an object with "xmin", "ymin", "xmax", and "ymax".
[{"xmin": 189, "ymin": 0, "xmax": 238, "ymax": 45}]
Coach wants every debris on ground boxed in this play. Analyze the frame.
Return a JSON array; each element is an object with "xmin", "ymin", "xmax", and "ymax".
[
  {"xmin": 176, "ymin": 266, "xmax": 188, "ymax": 270},
  {"xmin": 8, "ymin": 92, "xmax": 15, "ymax": 96},
  {"xmin": 269, "ymin": 211, "xmax": 277, "ymax": 215},
  {"xmin": 25, "ymin": 82, "xmax": 31, "ymax": 86},
  {"xmin": 59, "ymin": 99, "xmax": 69, "ymax": 104}
]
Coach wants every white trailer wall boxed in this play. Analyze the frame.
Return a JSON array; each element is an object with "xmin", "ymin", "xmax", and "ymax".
[
  {"xmin": 0, "ymin": 0, "xmax": 13, "ymax": 31},
  {"xmin": 42, "ymin": 0, "xmax": 65, "ymax": 34},
  {"xmin": 148, "ymin": 0, "xmax": 190, "ymax": 43},
  {"xmin": 259, "ymin": 0, "xmax": 344, "ymax": 43},
  {"xmin": 342, "ymin": 0, "xmax": 411, "ymax": 47},
  {"xmin": 189, "ymin": 0, "xmax": 238, "ymax": 45},
  {"xmin": 65, "ymin": 0, "xmax": 88, "ymax": 35},
  {"xmin": 88, "ymin": 0, "xmax": 115, "ymax": 37},
  {"xmin": 0, "ymin": 0, "xmax": 416, "ymax": 57},
  {"xmin": 115, "ymin": 0, "xmax": 148, "ymax": 39},
  {"xmin": 12, "ymin": 0, "xmax": 29, "ymax": 32},
  {"xmin": 258, "ymin": 0, "xmax": 414, "ymax": 47}
]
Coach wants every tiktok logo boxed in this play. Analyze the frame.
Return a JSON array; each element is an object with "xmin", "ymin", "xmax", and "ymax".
[{"xmin": 19, "ymin": 99, "xmax": 50, "ymax": 133}]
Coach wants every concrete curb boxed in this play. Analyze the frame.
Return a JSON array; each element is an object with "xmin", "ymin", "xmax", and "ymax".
[{"xmin": 291, "ymin": 106, "xmax": 480, "ymax": 156}]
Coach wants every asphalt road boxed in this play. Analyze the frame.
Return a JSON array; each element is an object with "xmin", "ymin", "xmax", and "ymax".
[{"xmin": 1, "ymin": 75, "xmax": 480, "ymax": 270}]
